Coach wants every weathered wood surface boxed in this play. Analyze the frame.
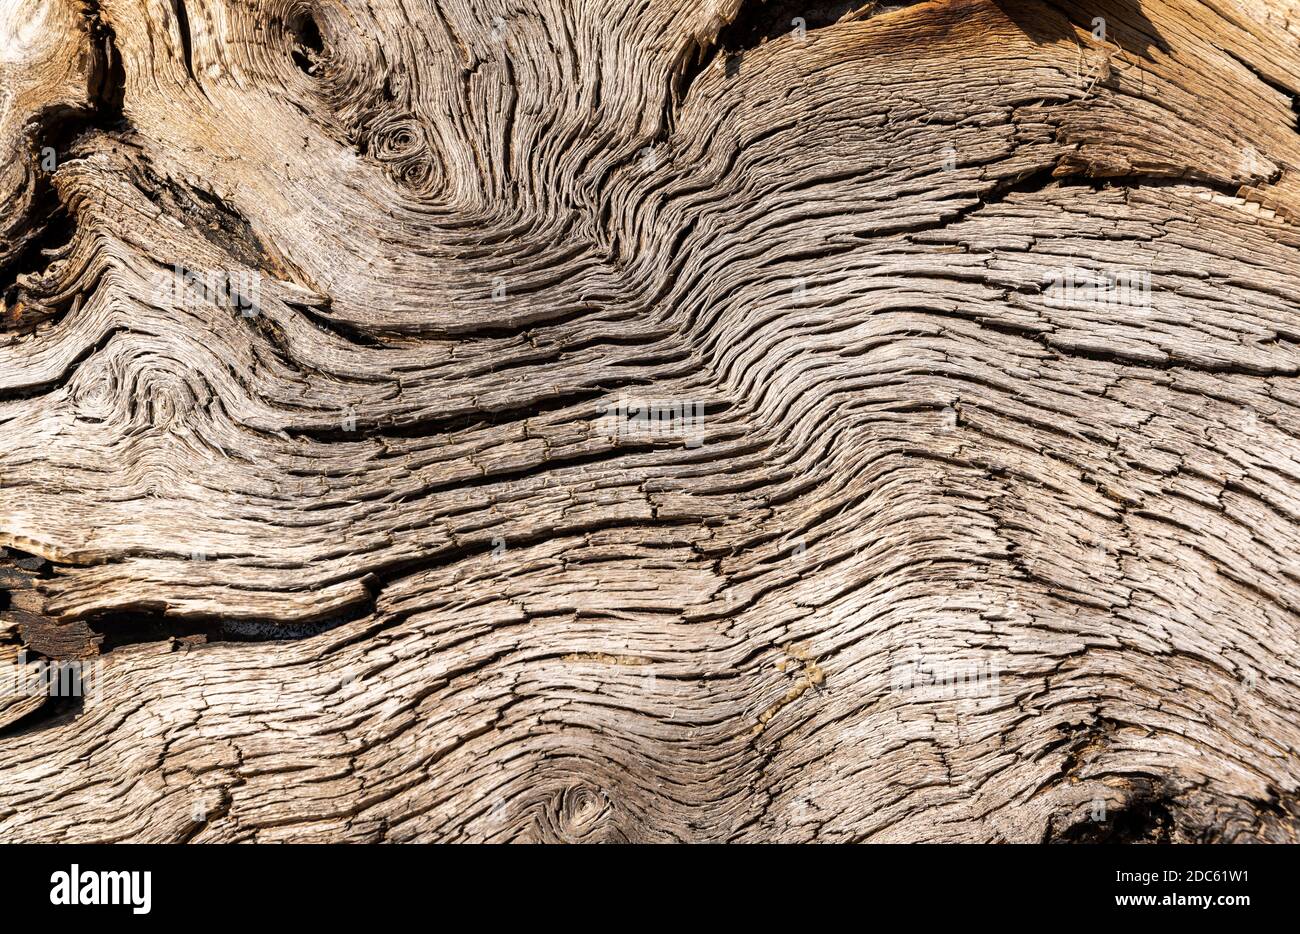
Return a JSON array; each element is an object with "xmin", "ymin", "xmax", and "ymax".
[{"xmin": 2, "ymin": 0, "xmax": 1300, "ymax": 842}]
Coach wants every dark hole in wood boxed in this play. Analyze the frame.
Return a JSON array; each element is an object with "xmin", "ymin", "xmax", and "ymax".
[{"xmin": 290, "ymin": 9, "xmax": 326, "ymax": 76}]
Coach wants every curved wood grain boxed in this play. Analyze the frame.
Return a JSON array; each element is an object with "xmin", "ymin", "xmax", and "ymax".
[{"xmin": 2, "ymin": 0, "xmax": 1299, "ymax": 842}]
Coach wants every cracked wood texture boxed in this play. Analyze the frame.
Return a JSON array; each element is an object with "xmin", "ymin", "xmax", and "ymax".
[{"xmin": 2, "ymin": 0, "xmax": 1300, "ymax": 843}]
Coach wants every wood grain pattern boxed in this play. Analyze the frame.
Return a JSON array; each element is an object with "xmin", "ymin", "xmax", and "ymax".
[{"xmin": 2, "ymin": 0, "xmax": 1299, "ymax": 842}]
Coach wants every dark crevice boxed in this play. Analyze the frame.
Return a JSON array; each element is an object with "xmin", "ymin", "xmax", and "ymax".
[
  {"xmin": 674, "ymin": 1, "xmax": 916, "ymax": 107},
  {"xmin": 854, "ymin": 162, "xmax": 1248, "ymax": 248},
  {"xmin": 0, "ymin": 193, "xmax": 77, "ymax": 333},
  {"xmin": 1003, "ymin": 0, "xmax": 1168, "ymax": 57},
  {"xmin": 998, "ymin": 163, "xmax": 1242, "ymax": 203},
  {"xmin": 1, "ymin": 548, "xmax": 54, "ymax": 580},
  {"xmin": 0, "ymin": 548, "xmax": 51, "ymax": 621},
  {"xmin": 1248, "ymin": 788, "xmax": 1300, "ymax": 838},
  {"xmin": 712, "ymin": 0, "xmax": 905, "ymax": 54},
  {"xmin": 289, "ymin": 8, "xmax": 326, "ymax": 76},
  {"xmin": 1052, "ymin": 784, "xmax": 1176, "ymax": 843},
  {"xmin": 285, "ymin": 386, "xmax": 611, "ymax": 443},
  {"xmin": 0, "ymin": 325, "xmax": 128, "ymax": 403},
  {"xmin": 136, "ymin": 167, "xmax": 277, "ymax": 272},
  {"xmin": 38, "ymin": 510, "xmax": 708, "ymax": 664},
  {"xmin": 174, "ymin": 0, "xmax": 198, "ymax": 86},
  {"xmin": 1221, "ymin": 46, "xmax": 1300, "ymax": 132},
  {"xmin": 1042, "ymin": 722, "xmax": 1181, "ymax": 844},
  {"xmin": 85, "ymin": 0, "xmax": 126, "ymax": 121},
  {"xmin": 994, "ymin": 164, "xmax": 1244, "ymax": 201},
  {"xmin": 0, "ymin": 546, "xmax": 93, "ymax": 737},
  {"xmin": 0, "ymin": 691, "xmax": 86, "ymax": 740},
  {"xmin": 289, "ymin": 300, "xmax": 385, "ymax": 347},
  {"xmin": 83, "ymin": 604, "xmax": 365, "ymax": 653},
  {"xmin": 114, "ymin": 153, "xmax": 309, "ymax": 313},
  {"xmin": 0, "ymin": 2, "xmax": 127, "ymax": 333},
  {"xmin": 62, "ymin": 582, "xmax": 380, "ymax": 657}
]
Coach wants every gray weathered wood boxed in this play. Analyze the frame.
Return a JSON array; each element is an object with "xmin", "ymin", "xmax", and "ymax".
[{"xmin": 1, "ymin": 0, "xmax": 1299, "ymax": 841}]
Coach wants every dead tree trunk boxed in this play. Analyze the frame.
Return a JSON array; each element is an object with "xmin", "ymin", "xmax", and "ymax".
[{"xmin": 2, "ymin": 0, "xmax": 1300, "ymax": 842}]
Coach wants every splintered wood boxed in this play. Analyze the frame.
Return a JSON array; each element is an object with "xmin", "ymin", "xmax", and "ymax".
[{"xmin": 1, "ymin": 0, "xmax": 1300, "ymax": 842}]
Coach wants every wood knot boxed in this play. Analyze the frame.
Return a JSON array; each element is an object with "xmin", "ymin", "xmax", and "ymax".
[
  {"xmin": 362, "ymin": 114, "xmax": 443, "ymax": 196},
  {"xmin": 538, "ymin": 783, "xmax": 625, "ymax": 843}
]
